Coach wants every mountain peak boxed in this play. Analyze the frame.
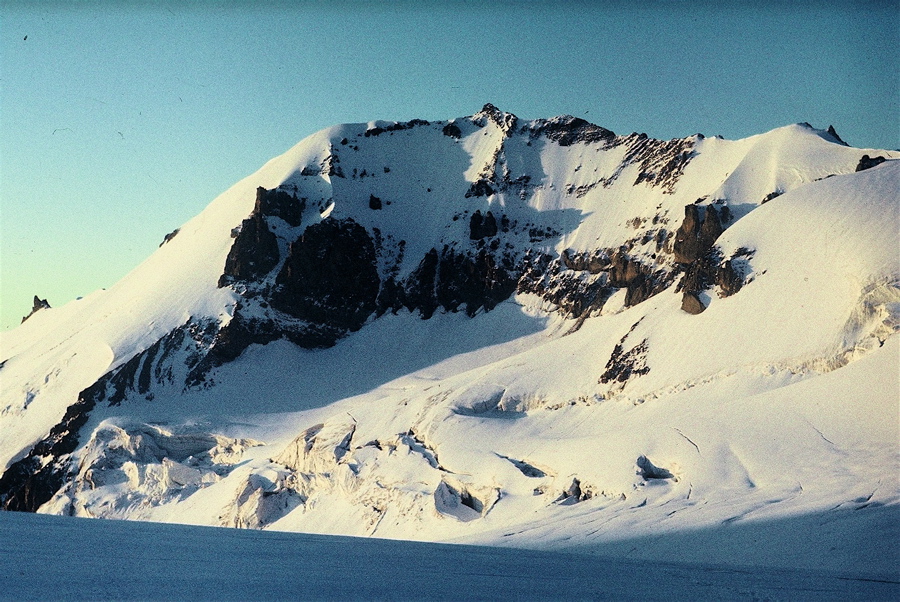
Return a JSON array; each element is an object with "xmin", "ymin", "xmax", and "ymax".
[
  {"xmin": 473, "ymin": 102, "xmax": 518, "ymax": 132},
  {"xmin": 20, "ymin": 295, "xmax": 50, "ymax": 324},
  {"xmin": 1, "ymin": 109, "xmax": 897, "ymax": 570},
  {"xmin": 826, "ymin": 124, "xmax": 848, "ymax": 146}
]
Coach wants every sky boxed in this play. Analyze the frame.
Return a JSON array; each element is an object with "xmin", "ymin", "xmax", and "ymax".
[{"xmin": 1, "ymin": 0, "xmax": 897, "ymax": 330}]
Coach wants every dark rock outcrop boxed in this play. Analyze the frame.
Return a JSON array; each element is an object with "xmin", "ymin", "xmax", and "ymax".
[
  {"xmin": 383, "ymin": 246, "xmax": 519, "ymax": 319},
  {"xmin": 0, "ymin": 340, "xmax": 161, "ymax": 510},
  {"xmin": 364, "ymin": 119, "xmax": 430, "ymax": 138},
  {"xmin": 715, "ymin": 260, "xmax": 743, "ymax": 298},
  {"xmin": 368, "ymin": 194, "xmax": 382, "ymax": 210},
  {"xmin": 464, "ymin": 180, "xmax": 496, "ymax": 198},
  {"xmin": 469, "ymin": 210, "xmax": 498, "ymax": 240},
  {"xmin": 435, "ymin": 248, "xmax": 518, "ymax": 317},
  {"xmin": 519, "ymin": 246, "xmax": 675, "ymax": 319},
  {"xmin": 218, "ymin": 212, "xmax": 280, "ymax": 287},
  {"xmin": 608, "ymin": 253, "xmax": 645, "ymax": 288},
  {"xmin": 855, "ymin": 154, "xmax": 887, "ymax": 172},
  {"xmin": 623, "ymin": 277, "xmax": 656, "ymax": 307},
  {"xmin": 700, "ymin": 205, "xmax": 723, "ymax": 246},
  {"xmin": 673, "ymin": 204, "xmax": 722, "ymax": 264},
  {"xmin": 0, "ymin": 390, "xmax": 95, "ymax": 511},
  {"xmin": 719, "ymin": 205, "xmax": 732, "ymax": 223},
  {"xmin": 826, "ymin": 125, "xmax": 847, "ymax": 146},
  {"xmin": 602, "ymin": 133, "xmax": 697, "ymax": 194},
  {"xmin": 681, "ymin": 292, "xmax": 706, "ymax": 314},
  {"xmin": 254, "ymin": 186, "xmax": 305, "ymax": 227},
  {"xmin": 273, "ymin": 218, "xmax": 380, "ymax": 334},
  {"xmin": 21, "ymin": 296, "xmax": 51, "ymax": 323},
  {"xmin": 159, "ymin": 228, "xmax": 180, "ymax": 247},
  {"xmin": 374, "ymin": 276, "xmax": 404, "ymax": 317},
  {"xmin": 608, "ymin": 252, "xmax": 670, "ymax": 307},
  {"xmin": 672, "ymin": 205, "xmax": 703, "ymax": 264},
  {"xmin": 529, "ymin": 116, "xmax": 616, "ymax": 147},
  {"xmin": 473, "ymin": 103, "xmax": 517, "ymax": 133},
  {"xmin": 761, "ymin": 191, "xmax": 782, "ymax": 204},
  {"xmin": 201, "ymin": 311, "xmax": 280, "ymax": 366},
  {"xmin": 106, "ymin": 337, "xmax": 162, "ymax": 404},
  {"xmin": 219, "ymin": 186, "xmax": 306, "ymax": 288},
  {"xmin": 599, "ymin": 336, "xmax": 649, "ymax": 385},
  {"xmin": 442, "ymin": 123, "xmax": 462, "ymax": 139},
  {"xmin": 678, "ymin": 252, "xmax": 717, "ymax": 296},
  {"xmin": 402, "ymin": 249, "xmax": 440, "ymax": 319},
  {"xmin": 0, "ymin": 319, "xmax": 216, "ymax": 510},
  {"xmin": 677, "ymin": 247, "xmax": 748, "ymax": 313},
  {"xmin": 561, "ymin": 249, "xmax": 608, "ymax": 274},
  {"xmin": 322, "ymin": 154, "xmax": 344, "ymax": 178},
  {"xmin": 518, "ymin": 252, "xmax": 611, "ymax": 318},
  {"xmin": 672, "ymin": 203, "xmax": 736, "ymax": 313}
]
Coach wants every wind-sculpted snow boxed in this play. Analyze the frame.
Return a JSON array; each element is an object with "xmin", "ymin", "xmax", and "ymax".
[{"xmin": 0, "ymin": 106, "xmax": 898, "ymax": 584}]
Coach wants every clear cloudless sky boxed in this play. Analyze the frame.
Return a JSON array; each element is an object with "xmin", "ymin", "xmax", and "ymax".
[{"xmin": 1, "ymin": 0, "xmax": 897, "ymax": 330}]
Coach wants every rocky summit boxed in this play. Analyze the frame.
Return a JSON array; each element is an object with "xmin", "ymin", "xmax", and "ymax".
[{"xmin": 0, "ymin": 106, "xmax": 897, "ymax": 577}]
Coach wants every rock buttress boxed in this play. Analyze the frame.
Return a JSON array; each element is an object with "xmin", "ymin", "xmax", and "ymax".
[{"xmin": 272, "ymin": 217, "xmax": 380, "ymax": 333}]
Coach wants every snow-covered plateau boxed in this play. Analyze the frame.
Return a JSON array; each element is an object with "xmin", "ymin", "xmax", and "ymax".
[{"xmin": 1, "ymin": 105, "xmax": 898, "ymax": 595}]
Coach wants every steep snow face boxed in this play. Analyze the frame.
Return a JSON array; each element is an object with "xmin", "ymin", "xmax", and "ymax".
[
  {"xmin": 1, "ymin": 107, "xmax": 897, "ymax": 572},
  {"xmin": 0, "ymin": 128, "xmax": 340, "ymax": 475}
]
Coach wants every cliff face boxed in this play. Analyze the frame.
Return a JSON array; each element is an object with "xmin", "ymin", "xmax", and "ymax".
[{"xmin": 164, "ymin": 106, "xmax": 737, "ymax": 368}]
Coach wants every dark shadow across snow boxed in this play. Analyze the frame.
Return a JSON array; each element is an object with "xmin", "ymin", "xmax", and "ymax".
[
  {"xmin": 530, "ymin": 502, "xmax": 900, "ymax": 585},
  {"xmin": 149, "ymin": 301, "xmax": 549, "ymax": 417},
  {"xmin": 0, "ymin": 510, "xmax": 895, "ymax": 601}
]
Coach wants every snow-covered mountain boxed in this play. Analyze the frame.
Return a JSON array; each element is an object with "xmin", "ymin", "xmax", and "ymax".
[{"xmin": 1, "ymin": 105, "xmax": 897, "ymax": 575}]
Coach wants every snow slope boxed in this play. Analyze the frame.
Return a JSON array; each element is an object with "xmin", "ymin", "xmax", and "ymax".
[{"xmin": 1, "ymin": 106, "xmax": 897, "ymax": 585}]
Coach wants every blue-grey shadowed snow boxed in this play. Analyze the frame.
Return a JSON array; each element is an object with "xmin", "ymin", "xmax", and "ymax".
[
  {"xmin": 0, "ymin": 511, "xmax": 896, "ymax": 601},
  {"xmin": 486, "ymin": 503, "xmax": 900, "ymax": 585},
  {"xmin": 107, "ymin": 302, "xmax": 550, "ymax": 421}
]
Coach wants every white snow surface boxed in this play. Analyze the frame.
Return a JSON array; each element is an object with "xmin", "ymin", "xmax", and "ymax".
[{"xmin": 1, "ymin": 110, "xmax": 898, "ymax": 585}]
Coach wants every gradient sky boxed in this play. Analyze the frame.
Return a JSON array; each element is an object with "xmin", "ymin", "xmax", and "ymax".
[{"xmin": 1, "ymin": 0, "xmax": 897, "ymax": 330}]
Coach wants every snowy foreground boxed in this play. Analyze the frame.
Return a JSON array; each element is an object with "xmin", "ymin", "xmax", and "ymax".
[
  {"xmin": 1, "ymin": 107, "xmax": 898, "ymax": 599},
  {"xmin": 1, "ymin": 510, "xmax": 896, "ymax": 601}
]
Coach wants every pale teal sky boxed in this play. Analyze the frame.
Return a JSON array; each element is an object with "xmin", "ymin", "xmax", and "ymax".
[{"xmin": 1, "ymin": 0, "xmax": 898, "ymax": 329}]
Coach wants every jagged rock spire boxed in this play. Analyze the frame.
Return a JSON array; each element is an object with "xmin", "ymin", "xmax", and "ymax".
[{"xmin": 21, "ymin": 295, "xmax": 51, "ymax": 323}]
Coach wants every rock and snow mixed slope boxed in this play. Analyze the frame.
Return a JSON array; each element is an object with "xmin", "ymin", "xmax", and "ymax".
[{"xmin": 1, "ymin": 105, "xmax": 897, "ymax": 576}]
